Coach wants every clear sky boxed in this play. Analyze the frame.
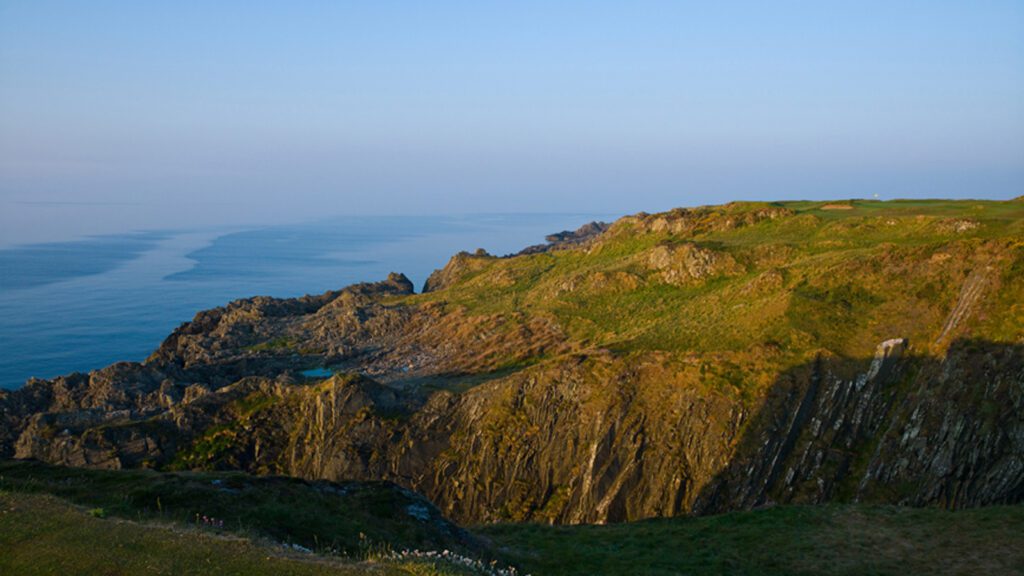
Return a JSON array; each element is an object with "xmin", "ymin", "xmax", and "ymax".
[{"xmin": 1, "ymin": 1, "xmax": 1022, "ymax": 242}]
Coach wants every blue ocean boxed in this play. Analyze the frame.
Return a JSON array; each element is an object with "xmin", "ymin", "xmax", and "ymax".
[{"xmin": 0, "ymin": 214, "xmax": 601, "ymax": 389}]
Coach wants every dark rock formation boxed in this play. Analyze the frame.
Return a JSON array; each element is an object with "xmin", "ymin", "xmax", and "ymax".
[{"xmin": 515, "ymin": 221, "xmax": 610, "ymax": 256}]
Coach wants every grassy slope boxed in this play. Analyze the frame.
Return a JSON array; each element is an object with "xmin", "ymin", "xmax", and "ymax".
[
  {"xmin": 481, "ymin": 504, "xmax": 1024, "ymax": 576},
  {"xmin": 0, "ymin": 461, "xmax": 490, "ymax": 576},
  {"xmin": 0, "ymin": 460, "xmax": 474, "ymax": 559},
  {"xmin": 3, "ymin": 463, "xmax": 1023, "ymax": 576},
  {"xmin": 0, "ymin": 492, "xmax": 408, "ymax": 576},
  {"xmin": 401, "ymin": 199, "xmax": 1023, "ymax": 390}
]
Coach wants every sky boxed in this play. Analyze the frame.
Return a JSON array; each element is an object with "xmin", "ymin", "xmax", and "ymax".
[{"xmin": 1, "ymin": 1, "xmax": 1022, "ymax": 243}]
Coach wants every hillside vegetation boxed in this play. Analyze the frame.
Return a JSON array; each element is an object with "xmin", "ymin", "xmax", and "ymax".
[
  {"xmin": 3, "ymin": 462, "xmax": 1024, "ymax": 576},
  {"xmin": 413, "ymin": 199, "xmax": 1022, "ymax": 360},
  {"xmin": 2, "ymin": 199, "xmax": 1022, "ymax": 525}
]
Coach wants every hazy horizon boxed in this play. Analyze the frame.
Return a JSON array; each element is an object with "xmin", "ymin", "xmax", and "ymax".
[{"xmin": 2, "ymin": 2, "xmax": 1022, "ymax": 245}]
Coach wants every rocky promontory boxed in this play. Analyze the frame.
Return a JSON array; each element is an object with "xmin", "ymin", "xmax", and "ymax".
[{"xmin": 2, "ymin": 199, "xmax": 1022, "ymax": 524}]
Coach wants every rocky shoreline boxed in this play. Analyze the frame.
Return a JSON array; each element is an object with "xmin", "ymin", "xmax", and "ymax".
[{"xmin": 3, "ymin": 200, "xmax": 1022, "ymax": 524}]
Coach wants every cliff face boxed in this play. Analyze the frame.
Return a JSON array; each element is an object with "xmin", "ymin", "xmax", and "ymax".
[
  {"xmin": 2, "ymin": 199, "xmax": 1023, "ymax": 524},
  {"xmin": 696, "ymin": 338, "xmax": 1024, "ymax": 513}
]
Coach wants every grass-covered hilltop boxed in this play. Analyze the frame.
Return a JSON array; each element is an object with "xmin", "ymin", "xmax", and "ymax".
[{"xmin": 2, "ymin": 198, "xmax": 1023, "ymax": 574}]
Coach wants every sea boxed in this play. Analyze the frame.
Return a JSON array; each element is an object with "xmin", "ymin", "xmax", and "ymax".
[{"xmin": 0, "ymin": 213, "xmax": 603, "ymax": 389}]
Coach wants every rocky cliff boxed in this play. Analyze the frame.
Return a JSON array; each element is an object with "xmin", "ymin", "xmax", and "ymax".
[{"xmin": 2, "ymin": 199, "xmax": 1022, "ymax": 524}]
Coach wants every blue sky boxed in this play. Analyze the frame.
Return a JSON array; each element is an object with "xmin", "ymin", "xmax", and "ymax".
[{"xmin": 1, "ymin": 1, "xmax": 1022, "ymax": 240}]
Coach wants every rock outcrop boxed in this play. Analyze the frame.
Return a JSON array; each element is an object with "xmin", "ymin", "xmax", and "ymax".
[
  {"xmin": 516, "ymin": 221, "xmax": 610, "ymax": 256},
  {"xmin": 423, "ymin": 251, "xmax": 494, "ymax": 293},
  {"xmin": 646, "ymin": 243, "xmax": 743, "ymax": 286},
  {"xmin": 2, "ymin": 199, "xmax": 1022, "ymax": 525}
]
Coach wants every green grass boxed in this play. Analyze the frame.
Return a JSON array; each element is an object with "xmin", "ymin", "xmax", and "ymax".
[
  {"xmin": 168, "ymin": 391, "xmax": 282, "ymax": 471},
  {"xmin": 480, "ymin": 503, "xmax": 1024, "ymax": 576},
  {"xmin": 246, "ymin": 336, "xmax": 298, "ymax": 352},
  {"xmin": 0, "ymin": 460, "xmax": 475, "ymax": 559},
  {"xmin": 3, "ymin": 461, "xmax": 1023, "ymax": 575},
  {"xmin": 0, "ymin": 491, "xmax": 469, "ymax": 576},
  {"xmin": 395, "ymin": 199, "xmax": 1023, "ymax": 390}
]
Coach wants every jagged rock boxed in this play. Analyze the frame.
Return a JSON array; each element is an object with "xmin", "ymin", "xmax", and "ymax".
[
  {"xmin": 619, "ymin": 203, "xmax": 792, "ymax": 237},
  {"xmin": 937, "ymin": 219, "xmax": 981, "ymax": 233},
  {"xmin": 646, "ymin": 243, "xmax": 743, "ymax": 285},
  {"xmin": 516, "ymin": 221, "xmax": 610, "ymax": 256},
  {"xmin": 2, "ymin": 199, "xmax": 1022, "ymax": 526}
]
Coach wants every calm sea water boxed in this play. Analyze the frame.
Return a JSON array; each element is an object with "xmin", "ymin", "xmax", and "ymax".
[{"xmin": 0, "ymin": 214, "xmax": 601, "ymax": 389}]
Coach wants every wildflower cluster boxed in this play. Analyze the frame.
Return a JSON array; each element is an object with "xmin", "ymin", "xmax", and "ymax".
[
  {"xmin": 194, "ymin": 513, "xmax": 225, "ymax": 529},
  {"xmin": 387, "ymin": 548, "xmax": 530, "ymax": 576}
]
